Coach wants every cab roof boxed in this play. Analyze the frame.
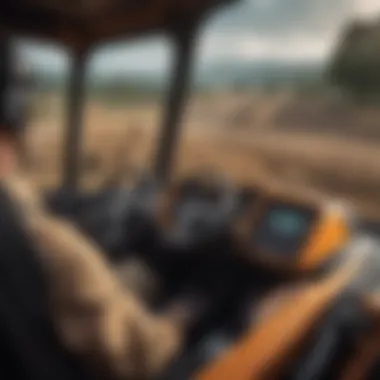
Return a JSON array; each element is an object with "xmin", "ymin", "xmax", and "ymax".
[{"xmin": 1, "ymin": 0, "xmax": 237, "ymax": 49}]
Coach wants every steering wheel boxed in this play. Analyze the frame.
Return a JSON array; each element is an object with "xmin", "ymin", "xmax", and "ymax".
[
  {"xmin": 116, "ymin": 173, "xmax": 160, "ymax": 252},
  {"xmin": 66, "ymin": 173, "xmax": 158, "ymax": 257},
  {"xmin": 157, "ymin": 170, "xmax": 239, "ymax": 252}
]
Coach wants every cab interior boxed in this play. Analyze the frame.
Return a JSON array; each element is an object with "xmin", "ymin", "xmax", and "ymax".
[
  {"xmin": 3, "ymin": 0, "xmax": 380, "ymax": 379},
  {"xmin": 48, "ymin": 171, "xmax": 363, "ymax": 379}
]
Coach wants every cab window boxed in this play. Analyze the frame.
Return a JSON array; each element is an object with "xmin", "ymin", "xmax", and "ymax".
[{"xmin": 23, "ymin": 36, "xmax": 172, "ymax": 190}]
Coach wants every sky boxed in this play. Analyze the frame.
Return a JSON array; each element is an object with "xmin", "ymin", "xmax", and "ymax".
[{"xmin": 21, "ymin": 0, "xmax": 380, "ymax": 75}]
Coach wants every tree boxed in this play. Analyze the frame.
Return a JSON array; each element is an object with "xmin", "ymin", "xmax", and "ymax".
[{"xmin": 329, "ymin": 19, "xmax": 380, "ymax": 100}]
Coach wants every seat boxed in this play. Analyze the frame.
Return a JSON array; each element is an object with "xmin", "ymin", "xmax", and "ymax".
[{"xmin": 0, "ymin": 186, "xmax": 92, "ymax": 380}]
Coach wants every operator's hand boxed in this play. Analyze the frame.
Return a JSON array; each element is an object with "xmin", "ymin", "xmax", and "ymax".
[
  {"xmin": 163, "ymin": 293, "xmax": 210, "ymax": 329},
  {"xmin": 115, "ymin": 257, "xmax": 161, "ymax": 304}
]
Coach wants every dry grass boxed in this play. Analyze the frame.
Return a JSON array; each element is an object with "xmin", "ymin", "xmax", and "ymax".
[{"xmin": 26, "ymin": 93, "xmax": 380, "ymax": 220}]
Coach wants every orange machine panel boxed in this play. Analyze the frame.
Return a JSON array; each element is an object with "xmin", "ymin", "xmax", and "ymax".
[
  {"xmin": 195, "ymin": 255, "xmax": 363, "ymax": 380},
  {"xmin": 297, "ymin": 206, "xmax": 350, "ymax": 271},
  {"xmin": 235, "ymin": 193, "xmax": 350, "ymax": 274}
]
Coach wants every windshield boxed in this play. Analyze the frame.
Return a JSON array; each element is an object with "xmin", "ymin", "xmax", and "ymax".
[
  {"xmin": 25, "ymin": 36, "xmax": 172, "ymax": 190},
  {"xmin": 23, "ymin": 0, "xmax": 380, "ymax": 220}
]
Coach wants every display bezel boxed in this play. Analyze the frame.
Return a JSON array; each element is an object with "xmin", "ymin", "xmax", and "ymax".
[
  {"xmin": 251, "ymin": 200, "xmax": 319, "ymax": 266},
  {"xmin": 233, "ymin": 189, "xmax": 324, "ymax": 272}
]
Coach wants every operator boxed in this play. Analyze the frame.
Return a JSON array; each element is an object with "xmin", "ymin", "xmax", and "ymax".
[{"xmin": 0, "ymin": 38, "xmax": 196, "ymax": 379}]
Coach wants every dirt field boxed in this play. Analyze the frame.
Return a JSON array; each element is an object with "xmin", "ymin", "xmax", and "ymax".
[{"xmin": 27, "ymin": 92, "xmax": 380, "ymax": 220}]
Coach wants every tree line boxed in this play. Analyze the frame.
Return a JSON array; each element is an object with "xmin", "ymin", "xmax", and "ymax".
[{"xmin": 329, "ymin": 17, "xmax": 380, "ymax": 101}]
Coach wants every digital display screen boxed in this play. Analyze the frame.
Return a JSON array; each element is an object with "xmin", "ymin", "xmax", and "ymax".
[{"xmin": 253, "ymin": 203, "xmax": 317, "ymax": 258}]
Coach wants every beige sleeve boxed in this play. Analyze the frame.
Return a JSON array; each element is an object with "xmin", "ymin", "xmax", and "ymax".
[
  {"xmin": 2, "ymin": 174, "xmax": 183, "ymax": 379},
  {"xmin": 115, "ymin": 258, "xmax": 160, "ymax": 302}
]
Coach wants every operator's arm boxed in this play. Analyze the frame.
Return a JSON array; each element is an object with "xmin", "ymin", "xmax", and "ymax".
[{"xmin": 3, "ymin": 173, "xmax": 185, "ymax": 379}]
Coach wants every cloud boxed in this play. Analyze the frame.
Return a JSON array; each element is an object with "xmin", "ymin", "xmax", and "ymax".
[
  {"xmin": 197, "ymin": 0, "xmax": 380, "ymax": 64},
  {"xmin": 207, "ymin": 0, "xmax": 356, "ymax": 38},
  {"xmin": 355, "ymin": 0, "xmax": 380, "ymax": 18},
  {"xmin": 20, "ymin": 39, "xmax": 69, "ymax": 73},
  {"xmin": 90, "ymin": 38, "xmax": 171, "ymax": 74},
  {"xmin": 21, "ymin": 0, "xmax": 380, "ymax": 74},
  {"xmin": 231, "ymin": 35, "xmax": 334, "ymax": 63}
]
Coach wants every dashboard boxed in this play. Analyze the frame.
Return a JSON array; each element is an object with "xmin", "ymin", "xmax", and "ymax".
[
  {"xmin": 47, "ymin": 172, "xmax": 352, "ymax": 275},
  {"xmin": 46, "ymin": 174, "xmax": 354, "ymax": 380},
  {"xmin": 156, "ymin": 179, "xmax": 353, "ymax": 380},
  {"xmin": 237, "ymin": 191, "xmax": 350, "ymax": 273},
  {"xmin": 157, "ymin": 178, "xmax": 351, "ymax": 274}
]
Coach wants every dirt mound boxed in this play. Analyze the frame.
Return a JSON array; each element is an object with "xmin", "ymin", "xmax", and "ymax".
[
  {"xmin": 271, "ymin": 97, "xmax": 380, "ymax": 142},
  {"xmin": 27, "ymin": 96, "xmax": 380, "ymax": 220}
]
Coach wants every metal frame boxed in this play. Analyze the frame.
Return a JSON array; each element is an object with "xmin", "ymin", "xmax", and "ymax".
[
  {"xmin": 62, "ymin": 48, "xmax": 89, "ymax": 189},
  {"xmin": 154, "ymin": 25, "xmax": 198, "ymax": 184}
]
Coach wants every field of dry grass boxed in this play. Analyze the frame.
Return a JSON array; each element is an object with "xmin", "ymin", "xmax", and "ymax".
[{"xmin": 26, "ymin": 92, "xmax": 380, "ymax": 220}]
